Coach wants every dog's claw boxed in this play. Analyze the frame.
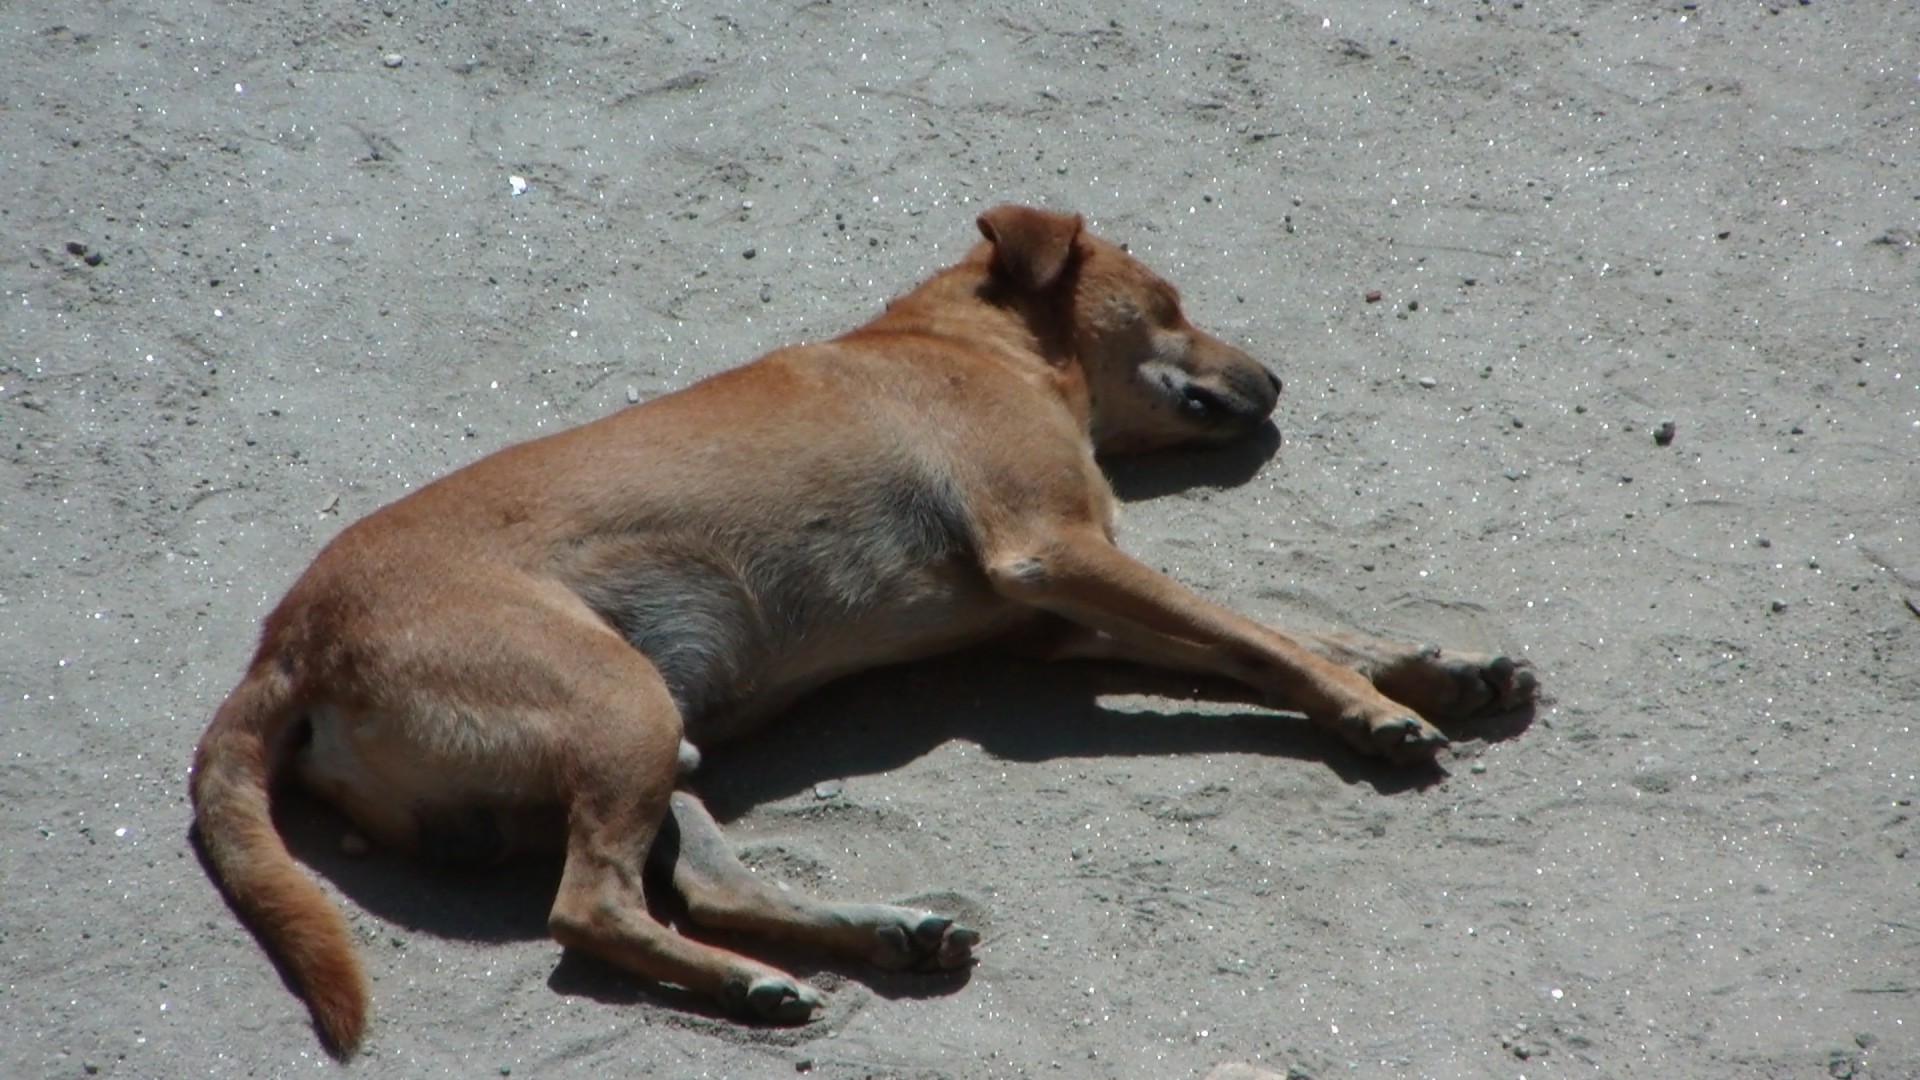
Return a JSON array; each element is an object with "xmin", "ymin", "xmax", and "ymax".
[
  {"xmin": 1375, "ymin": 713, "xmax": 1448, "ymax": 762},
  {"xmin": 872, "ymin": 912, "xmax": 978, "ymax": 972},
  {"xmin": 1337, "ymin": 708, "xmax": 1449, "ymax": 764},
  {"xmin": 735, "ymin": 974, "xmax": 822, "ymax": 1024}
]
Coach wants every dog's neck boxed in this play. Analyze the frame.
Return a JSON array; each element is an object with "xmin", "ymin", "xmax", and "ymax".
[{"xmin": 855, "ymin": 250, "xmax": 1093, "ymax": 436}]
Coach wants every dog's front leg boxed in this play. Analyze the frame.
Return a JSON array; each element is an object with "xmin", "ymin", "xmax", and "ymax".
[
  {"xmin": 1045, "ymin": 625, "xmax": 1537, "ymax": 730},
  {"xmin": 985, "ymin": 527, "xmax": 1449, "ymax": 763}
]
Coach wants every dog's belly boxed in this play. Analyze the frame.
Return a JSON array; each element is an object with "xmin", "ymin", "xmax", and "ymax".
[{"xmin": 587, "ymin": 550, "xmax": 1019, "ymax": 746}]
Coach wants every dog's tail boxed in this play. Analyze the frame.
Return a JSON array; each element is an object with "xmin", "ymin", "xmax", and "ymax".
[{"xmin": 191, "ymin": 665, "xmax": 367, "ymax": 1057}]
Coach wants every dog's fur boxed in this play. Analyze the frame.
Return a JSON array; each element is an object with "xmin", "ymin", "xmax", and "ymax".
[{"xmin": 191, "ymin": 206, "xmax": 1536, "ymax": 1055}]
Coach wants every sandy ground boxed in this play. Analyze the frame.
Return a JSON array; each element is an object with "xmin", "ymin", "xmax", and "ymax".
[{"xmin": 5, "ymin": 1, "xmax": 1918, "ymax": 1076}]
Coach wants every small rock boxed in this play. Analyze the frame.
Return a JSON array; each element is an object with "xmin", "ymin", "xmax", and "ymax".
[
  {"xmin": 84, "ymin": 251, "xmax": 104, "ymax": 266},
  {"xmin": 1653, "ymin": 419, "xmax": 1677, "ymax": 446},
  {"xmin": 1364, "ymin": 289, "xmax": 1383, "ymax": 303},
  {"xmin": 1406, "ymin": 299, "xmax": 1419, "ymax": 311},
  {"xmin": 1807, "ymin": 555, "xmax": 1820, "ymax": 569},
  {"xmin": 743, "ymin": 247, "xmax": 757, "ymax": 259},
  {"xmin": 66, "ymin": 240, "xmax": 89, "ymax": 257},
  {"xmin": 759, "ymin": 283, "xmax": 773, "ymax": 303},
  {"xmin": 1417, "ymin": 376, "xmax": 1437, "ymax": 389},
  {"xmin": 626, "ymin": 385, "xmax": 640, "ymax": 404},
  {"xmin": 1770, "ymin": 599, "xmax": 1788, "ymax": 613},
  {"xmin": 1755, "ymin": 535, "xmax": 1772, "ymax": 548},
  {"xmin": 383, "ymin": 53, "xmax": 405, "ymax": 68},
  {"xmin": 812, "ymin": 780, "xmax": 842, "ymax": 800},
  {"xmin": 1203, "ymin": 1066, "xmax": 1287, "ymax": 1080}
]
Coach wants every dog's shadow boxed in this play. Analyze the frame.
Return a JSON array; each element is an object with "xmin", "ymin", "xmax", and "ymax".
[
  {"xmin": 1102, "ymin": 420, "xmax": 1282, "ymax": 500},
  {"xmin": 696, "ymin": 651, "xmax": 1475, "ymax": 821},
  {"xmin": 274, "ymin": 647, "xmax": 1531, "ymax": 931}
]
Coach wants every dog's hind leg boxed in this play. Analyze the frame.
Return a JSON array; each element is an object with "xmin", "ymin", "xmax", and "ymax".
[
  {"xmin": 657, "ymin": 791, "xmax": 977, "ymax": 972},
  {"xmin": 538, "ymin": 635, "xmax": 825, "ymax": 1023}
]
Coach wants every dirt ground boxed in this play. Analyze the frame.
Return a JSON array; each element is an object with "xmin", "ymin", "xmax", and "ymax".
[{"xmin": 5, "ymin": 1, "xmax": 1918, "ymax": 1077}]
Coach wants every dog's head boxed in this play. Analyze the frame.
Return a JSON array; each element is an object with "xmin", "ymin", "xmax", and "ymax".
[{"xmin": 976, "ymin": 205, "xmax": 1281, "ymax": 455}]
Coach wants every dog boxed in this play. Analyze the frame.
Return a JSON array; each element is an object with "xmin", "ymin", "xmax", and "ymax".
[{"xmin": 191, "ymin": 205, "xmax": 1537, "ymax": 1055}]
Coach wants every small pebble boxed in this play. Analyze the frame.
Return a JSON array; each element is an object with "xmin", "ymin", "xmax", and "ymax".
[
  {"xmin": 1654, "ymin": 419, "xmax": 1677, "ymax": 446},
  {"xmin": 759, "ymin": 283, "xmax": 773, "ymax": 303},
  {"xmin": 1417, "ymin": 376, "xmax": 1437, "ymax": 389},
  {"xmin": 1406, "ymin": 299, "xmax": 1419, "ymax": 311},
  {"xmin": 1807, "ymin": 555, "xmax": 1820, "ymax": 569},
  {"xmin": 626, "ymin": 385, "xmax": 640, "ymax": 404},
  {"xmin": 383, "ymin": 53, "xmax": 405, "ymax": 68},
  {"xmin": 1364, "ymin": 289, "xmax": 1383, "ymax": 303},
  {"xmin": 1771, "ymin": 599, "xmax": 1789, "ymax": 613},
  {"xmin": 813, "ymin": 780, "xmax": 842, "ymax": 800},
  {"xmin": 1755, "ymin": 535, "xmax": 1772, "ymax": 548},
  {"xmin": 743, "ymin": 247, "xmax": 757, "ymax": 259},
  {"xmin": 66, "ymin": 240, "xmax": 89, "ymax": 257}
]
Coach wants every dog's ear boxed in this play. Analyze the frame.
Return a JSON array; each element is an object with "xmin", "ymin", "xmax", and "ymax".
[{"xmin": 976, "ymin": 205, "xmax": 1083, "ymax": 292}]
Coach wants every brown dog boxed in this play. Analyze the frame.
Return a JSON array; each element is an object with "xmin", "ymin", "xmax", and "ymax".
[{"xmin": 191, "ymin": 205, "xmax": 1535, "ymax": 1055}]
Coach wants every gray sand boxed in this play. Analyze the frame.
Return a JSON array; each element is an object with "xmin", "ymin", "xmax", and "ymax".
[{"xmin": 5, "ymin": 2, "xmax": 1917, "ymax": 1076}]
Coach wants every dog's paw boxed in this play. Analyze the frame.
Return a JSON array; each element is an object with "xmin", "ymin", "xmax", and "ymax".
[
  {"xmin": 1333, "ymin": 708, "xmax": 1450, "ymax": 765},
  {"xmin": 725, "ymin": 973, "xmax": 823, "ymax": 1024},
  {"xmin": 1372, "ymin": 646, "xmax": 1538, "ymax": 724},
  {"xmin": 870, "ymin": 911, "xmax": 979, "ymax": 973},
  {"xmin": 1372, "ymin": 711, "xmax": 1451, "ymax": 764}
]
